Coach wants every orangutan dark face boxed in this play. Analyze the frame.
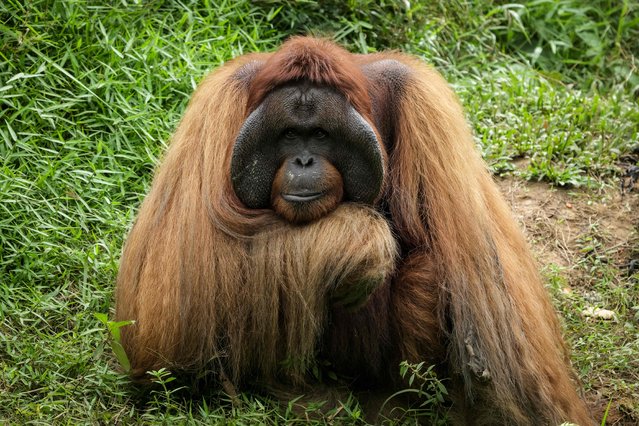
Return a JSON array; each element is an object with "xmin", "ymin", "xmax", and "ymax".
[{"xmin": 230, "ymin": 83, "xmax": 383, "ymax": 223}]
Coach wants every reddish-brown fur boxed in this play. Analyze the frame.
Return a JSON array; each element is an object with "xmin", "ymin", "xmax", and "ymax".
[{"xmin": 116, "ymin": 37, "xmax": 593, "ymax": 425}]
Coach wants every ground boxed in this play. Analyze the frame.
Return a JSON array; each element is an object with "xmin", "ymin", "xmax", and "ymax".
[{"xmin": 498, "ymin": 172, "xmax": 639, "ymax": 425}]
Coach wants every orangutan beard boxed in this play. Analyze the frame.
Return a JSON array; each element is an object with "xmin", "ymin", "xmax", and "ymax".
[{"xmin": 229, "ymin": 203, "xmax": 397, "ymax": 385}]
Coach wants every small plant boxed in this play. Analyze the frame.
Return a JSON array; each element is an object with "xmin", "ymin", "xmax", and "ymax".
[
  {"xmin": 147, "ymin": 368, "xmax": 179, "ymax": 404},
  {"xmin": 95, "ymin": 313, "xmax": 133, "ymax": 373},
  {"xmin": 380, "ymin": 361, "xmax": 449, "ymax": 424}
]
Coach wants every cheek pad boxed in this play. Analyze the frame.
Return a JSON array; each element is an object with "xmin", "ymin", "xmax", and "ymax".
[{"xmin": 230, "ymin": 104, "xmax": 278, "ymax": 209}]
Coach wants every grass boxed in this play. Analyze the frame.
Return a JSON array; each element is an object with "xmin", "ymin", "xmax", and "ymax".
[
  {"xmin": 1, "ymin": 0, "xmax": 638, "ymax": 424},
  {"xmin": 461, "ymin": 66, "xmax": 638, "ymax": 186}
]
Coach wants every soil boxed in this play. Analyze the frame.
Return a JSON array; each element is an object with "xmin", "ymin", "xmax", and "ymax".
[{"xmin": 498, "ymin": 178, "xmax": 638, "ymax": 272}]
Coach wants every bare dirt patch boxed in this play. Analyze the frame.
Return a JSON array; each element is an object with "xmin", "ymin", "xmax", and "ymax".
[{"xmin": 499, "ymin": 178, "xmax": 638, "ymax": 273}]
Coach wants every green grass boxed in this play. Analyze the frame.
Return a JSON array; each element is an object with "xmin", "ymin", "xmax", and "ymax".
[
  {"xmin": 460, "ymin": 66, "xmax": 638, "ymax": 186},
  {"xmin": 1, "ymin": 0, "xmax": 638, "ymax": 424}
]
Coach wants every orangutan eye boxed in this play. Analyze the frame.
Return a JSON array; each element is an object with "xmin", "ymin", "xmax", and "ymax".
[{"xmin": 314, "ymin": 128, "xmax": 327, "ymax": 139}]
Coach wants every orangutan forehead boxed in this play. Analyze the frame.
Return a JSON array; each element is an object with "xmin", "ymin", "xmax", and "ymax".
[
  {"xmin": 292, "ymin": 85, "xmax": 316, "ymax": 108},
  {"xmin": 287, "ymin": 84, "xmax": 342, "ymax": 111},
  {"xmin": 262, "ymin": 83, "xmax": 346, "ymax": 117}
]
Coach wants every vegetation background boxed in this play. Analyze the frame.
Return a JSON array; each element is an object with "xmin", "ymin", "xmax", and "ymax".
[{"xmin": 1, "ymin": 0, "xmax": 637, "ymax": 424}]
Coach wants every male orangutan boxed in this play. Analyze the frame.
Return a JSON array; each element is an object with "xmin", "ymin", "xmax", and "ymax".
[{"xmin": 115, "ymin": 37, "xmax": 592, "ymax": 425}]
